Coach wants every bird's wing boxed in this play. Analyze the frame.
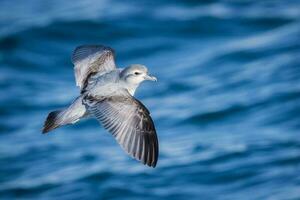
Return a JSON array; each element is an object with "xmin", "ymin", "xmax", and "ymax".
[
  {"xmin": 83, "ymin": 91, "xmax": 159, "ymax": 167},
  {"xmin": 71, "ymin": 45, "xmax": 117, "ymax": 89}
]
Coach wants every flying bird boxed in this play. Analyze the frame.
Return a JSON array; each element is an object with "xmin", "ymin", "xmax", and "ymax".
[{"xmin": 43, "ymin": 45, "xmax": 159, "ymax": 167}]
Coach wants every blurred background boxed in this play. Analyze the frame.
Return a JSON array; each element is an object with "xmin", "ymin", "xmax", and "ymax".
[{"xmin": 0, "ymin": 0, "xmax": 300, "ymax": 199}]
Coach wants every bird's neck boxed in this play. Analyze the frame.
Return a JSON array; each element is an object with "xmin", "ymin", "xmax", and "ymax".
[{"xmin": 125, "ymin": 83, "xmax": 139, "ymax": 96}]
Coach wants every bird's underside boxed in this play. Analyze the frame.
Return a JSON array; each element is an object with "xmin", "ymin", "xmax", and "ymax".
[{"xmin": 43, "ymin": 44, "xmax": 159, "ymax": 167}]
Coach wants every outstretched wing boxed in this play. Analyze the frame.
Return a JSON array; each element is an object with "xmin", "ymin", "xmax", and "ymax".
[
  {"xmin": 83, "ymin": 91, "xmax": 159, "ymax": 167},
  {"xmin": 71, "ymin": 45, "xmax": 116, "ymax": 89}
]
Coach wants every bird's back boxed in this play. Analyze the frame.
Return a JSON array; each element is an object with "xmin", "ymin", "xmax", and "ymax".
[{"xmin": 83, "ymin": 69, "xmax": 124, "ymax": 96}]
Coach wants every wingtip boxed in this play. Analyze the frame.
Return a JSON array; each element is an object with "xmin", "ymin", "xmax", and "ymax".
[
  {"xmin": 150, "ymin": 162, "xmax": 157, "ymax": 168},
  {"xmin": 149, "ymin": 157, "xmax": 158, "ymax": 168},
  {"xmin": 143, "ymin": 160, "xmax": 157, "ymax": 168}
]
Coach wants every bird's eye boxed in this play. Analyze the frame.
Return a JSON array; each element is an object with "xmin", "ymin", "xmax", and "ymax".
[{"xmin": 134, "ymin": 72, "xmax": 141, "ymax": 75}]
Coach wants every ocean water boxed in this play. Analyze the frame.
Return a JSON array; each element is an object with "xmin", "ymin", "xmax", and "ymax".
[{"xmin": 0, "ymin": 0, "xmax": 300, "ymax": 199}]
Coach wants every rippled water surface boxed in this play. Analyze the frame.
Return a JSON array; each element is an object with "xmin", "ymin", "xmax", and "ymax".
[{"xmin": 0, "ymin": 0, "xmax": 300, "ymax": 199}]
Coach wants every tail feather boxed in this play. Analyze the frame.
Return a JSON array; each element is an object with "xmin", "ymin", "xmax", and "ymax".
[
  {"xmin": 43, "ymin": 110, "xmax": 62, "ymax": 134},
  {"xmin": 42, "ymin": 96, "xmax": 87, "ymax": 134}
]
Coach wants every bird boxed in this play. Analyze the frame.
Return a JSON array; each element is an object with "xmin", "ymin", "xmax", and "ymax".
[{"xmin": 42, "ymin": 45, "xmax": 159, "ymax": 168}]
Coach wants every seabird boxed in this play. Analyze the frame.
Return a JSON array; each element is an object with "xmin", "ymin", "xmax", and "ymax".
[{"xmin": 43, "ymin": 45, "xmax": 159, "ymax": 168}]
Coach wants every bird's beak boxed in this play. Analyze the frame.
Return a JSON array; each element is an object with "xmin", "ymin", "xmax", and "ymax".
[{"xmin": 144, "ymin": 74, "xmax": 157, "ymax": 81}]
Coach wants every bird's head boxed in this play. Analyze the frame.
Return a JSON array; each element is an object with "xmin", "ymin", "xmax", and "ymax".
[{"xmin": 120, "ymin": 64, "xmax": 157, "ymax": 85}]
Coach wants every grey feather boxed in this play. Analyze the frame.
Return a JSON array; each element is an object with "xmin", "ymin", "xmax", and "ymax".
[
  {"xmin": 43, "ymin": 96, "xmax": 87, "ymax": 134},
  {"xmin": 72, "ymin": 45, "xmax": 116, "ymax": 89},
  {"xmin": 83, "ymin": 91, "xmax": 159, "ymax": 167}
]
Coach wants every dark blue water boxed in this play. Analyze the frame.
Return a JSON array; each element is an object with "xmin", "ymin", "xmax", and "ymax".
[{"xmin": 1, "ymin": 0, "xmax": 300, "ymax": 199}]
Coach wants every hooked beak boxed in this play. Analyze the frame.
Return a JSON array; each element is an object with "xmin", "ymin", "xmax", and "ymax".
[{"xmin": 144, "ymin": 74, "xmax": 157, "ymax": 82}]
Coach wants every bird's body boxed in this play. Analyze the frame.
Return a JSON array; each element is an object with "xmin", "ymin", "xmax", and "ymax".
[{"xmin": 43, "ymin": 45, "xmax": 159, "ymax": 167}]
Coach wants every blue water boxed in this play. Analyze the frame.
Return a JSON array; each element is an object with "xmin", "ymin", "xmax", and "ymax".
[{"xmin": 1, "ymin": 0, "xmax": 300, "ymax": 199}]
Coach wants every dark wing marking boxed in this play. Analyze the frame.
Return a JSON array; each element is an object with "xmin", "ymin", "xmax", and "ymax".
[
  {"xmin": 72, "ymin": 45, "xmax": 116, "ymax": 89},
  {"xmin": 83, "ymin": 92, "xmax": 158, "ymax": 167}
]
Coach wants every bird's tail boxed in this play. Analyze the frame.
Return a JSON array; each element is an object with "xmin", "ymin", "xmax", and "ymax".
[{"xmin": 42, "ymin": 96, "xmax": 87, "ymax": 134}]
